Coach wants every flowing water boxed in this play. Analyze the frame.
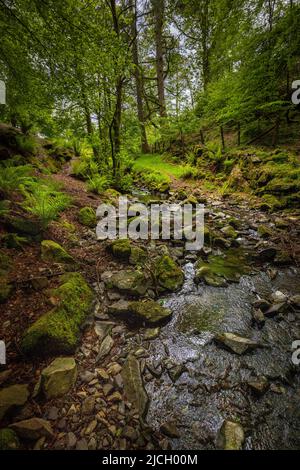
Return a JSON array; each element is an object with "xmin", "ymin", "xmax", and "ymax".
[{"xmin": 143, "ymin": 263, "xmax": 300, "ymax": 449}]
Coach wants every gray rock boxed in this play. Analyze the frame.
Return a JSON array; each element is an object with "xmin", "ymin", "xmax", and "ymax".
[
  {"xmin": 108, "ymin": 300, "xmax": 172, "ymax": 325},
  {"xmin": 96, "ymin": 335, "xmax": 114, "ymax": 363},
  {"xmin": 10, "ymin": 418, "xmax": 53, "ymax": 440},
  {"xmin": 82, "ymin": 396, "xmax": 95, "ymax": 415},
  {"xmin": 0, "ymin": 384, "xmax": 29, "ymax": 420},
  {"xmin": 122, "ymin": 354, "xmax": 148, "ymax": 418}
]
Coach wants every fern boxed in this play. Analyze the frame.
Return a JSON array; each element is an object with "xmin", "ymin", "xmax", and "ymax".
[
  {"xmin": 0, "ymin": 165, "xmax": 34, "ymax": 195},
  {"xmin": 20, "ymin": 181, "xmax": 72, "ymax": 230},
  {"xmin": 0, "ymin": 200, "xmax": 10, "ymax": 217}
]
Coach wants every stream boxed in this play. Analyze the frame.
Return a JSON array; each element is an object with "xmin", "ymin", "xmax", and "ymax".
[{"xmin": 126, "ymin": 189, "xmax": 300, "ymax": 450}]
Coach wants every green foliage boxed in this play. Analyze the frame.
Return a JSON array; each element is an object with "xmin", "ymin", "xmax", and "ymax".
[
  {"xmin": 87, "ymin": 174, "xmax": 110, "ymax": 194},
  {"xmin": 15, "ymin": 135, "xmax": 38, "ymax": 154},
  {"xmin": 20, "ymin": 179, "xmax": 72, "ymax": 230},
  {"xmin": 0, "ymin": 165, "xmax": 34, "ymax": 195}
]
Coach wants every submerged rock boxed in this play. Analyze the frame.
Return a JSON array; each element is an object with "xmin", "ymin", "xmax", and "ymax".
[
  {"xmin": 21, "ymin": 273, "xmax": 94, "ymax": 356},
  {"xmin": 215, "ymin": 332, "xmax": 261, "ymax": 355},
  {"xmin": 247, "ymin": 376, "xmax": 269, "ymax": 396},
  {"xmin": 108, "ymin": 300, "xmax": 172, "ymax": 325},
  {"xmin": 160, "ymin": 421, "xmax": 180, "ymax": 438},
  {"xmin": 217, "ymin": 420, "xmax": 244, "ymax": 450},
  {"xmin": 0, "ymin": 384, "xmax": 29, "ymax": 420},
  {"xmin": 40, "ymin": 357, "xmax": 77, "ymax": 399},
  {"xmin": 194, "ymin": 249, "xmax": 250, "ymax": 286},
  {"xmin": 122, "ymin": 354, "xmax": 148, "ymax": 418}
]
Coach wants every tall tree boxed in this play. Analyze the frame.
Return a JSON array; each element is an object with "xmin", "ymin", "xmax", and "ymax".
[
  {"xmin": 152, "ymin": 0, "xmax": 167, "ymax": 117},
  {"xmin": 131, "ymin": 0, "xmax": 150, "ymax": 153}
]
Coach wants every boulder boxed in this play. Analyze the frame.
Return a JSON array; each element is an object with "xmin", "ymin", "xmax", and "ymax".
[
  {"xmin": 217, "ymin": 420, "xmax": 244, "ymax": 450},
  {"xmin": 103, "ymin": 270, "xmax": 149, "ymax": 297},
  {"xmin": 78, "ymin": 207, "xmax": 96, "ymax": 228},
  {"xmin": 122, "ymin": 354, "xmax": 148, "ymax": 418},
  {"xmin": 215, "ymin": 332, "xmax": 261, "ymax": 355},
  {"xmin": 0, "ymin": 384, "xmax": 29, "ymax": 420},
  {"xmin": 21, "ymin": 273, "xmax": 94, "ymax": 356},
  {"xmin": 108, "ymin": 300, "xmax": 172, "ymax": 325},
  {"xmin": 0, "ymin": 428, "xmax": 20, "ymax": 450},
  {"xmin": 41, "ymin": 240, "xmax": 75, "ymax": 264},
  {"xmin": 40, "ymin": 357, "xmax": 77, "ymax": 399},
  {"xmin": 10, "ymin": 418, "xmax": 53, "ymax": 440},
  {"xmin": 154, "ymin": 255, "xmax": 184, "ymax": 292}
]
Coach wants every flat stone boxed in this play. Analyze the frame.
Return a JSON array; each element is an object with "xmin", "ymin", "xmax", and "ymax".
[
  {"xmin": 108, "ymin": 300, "xmax": 172, "ymax": 325},
  {"xmin": 96, "ymin": 335, "xmax": 114, "ymax": 363},
  {"xmin": 122, "ymin": 354, "xmax": 148, "ymax": 418},
  {"xmin": 247, "ymin": 376, "xmax": 269, "ymax": 396},
  {"xmin": 215, "ymin": 332, "xmax": 261, "ymax": 355},
  {"xmin": 0, "ymin": 384, "xmax": 29, "ymax": 420},
  {"xmin": 10, "ymin": 418, "xmax": 53, "ymax": 440}
]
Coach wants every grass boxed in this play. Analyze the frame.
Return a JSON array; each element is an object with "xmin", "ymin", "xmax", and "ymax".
[{"xmin": 133, "ymin": 154, "xmax": 187, "ymax": 179}]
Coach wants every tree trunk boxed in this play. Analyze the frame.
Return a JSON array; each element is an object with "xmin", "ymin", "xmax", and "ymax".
[
  {"xmin": 131, "ymin": 0, "xmax": 150, "ymax": 153},
  {"xmin": 152, "ymin": 0, "xmax": 166, "ymax": 117},
  {"xmin": 110, "ymin": 0, "xmax": 123, "ymax": 176}
]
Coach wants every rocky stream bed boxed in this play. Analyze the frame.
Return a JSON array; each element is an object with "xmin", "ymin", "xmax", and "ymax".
[{"xmin": 1, "ymin": 185, "xmax": 300, "ymax": 451}]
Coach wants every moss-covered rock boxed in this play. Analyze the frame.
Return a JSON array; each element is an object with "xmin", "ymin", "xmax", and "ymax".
[
  {"xmin": 220, "ymin": 225, "xmax": 238, "ymax": 239},
  {"xmin": 78, "ymin": 207, "xmax": 96, "ymax": 228},
  {"xmin": 154, "ymin": 255, "xmax": 184, "ymax": 292},
  {"xmin": 108, "ymin": 239, "xmax": 132, "ymax": 260},
  {"xmin": 108, "ymin": 299, "xmax": 172, "ymax": 325},
  {"xmin": 217, "ymin": 420, "xmax": 244, "ymax": 450},
  {"xmin": 21, "ymin": 273, "xmax": 94, "ymax": 356},
  {"xmin": 194, "ymin": 249, "xmax": 250, "ymax": 286},
  {"xmin": 129, "ymin": 246, "xmax": 147, "ymax": 265},
  {"xmin": 5, "ymin": 215, "xmax": 41, "ymax": 236},
  {"xmin": 257, "ymin": 224, "xmax": 273, "ymax": 238},
  {"xmin": 41, "ymin": 240, "xmax": 74, "ymax": 264},
  {"xmin": 0, "ymin": 428, "xmax": 20, "ymax": 450},
  {"xmin": 39, "ymin": 357, "xmax": 77, "ymax": 399}
]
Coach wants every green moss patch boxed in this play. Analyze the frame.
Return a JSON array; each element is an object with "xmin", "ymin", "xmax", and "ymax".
[
  {"xmin": 21, "ymin": 273, "xmax": 94, "ymax": 356},
  {"xmin": 154, "ymin": 255, "xmax": 184, "ymax": 292},
  {"xmin": 78, "ymin": 207, "xmax": 96, "ymax": 228},
  {"xmin": 41, "ymin": 240, "xmax": 74, "ymax": 264}
]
